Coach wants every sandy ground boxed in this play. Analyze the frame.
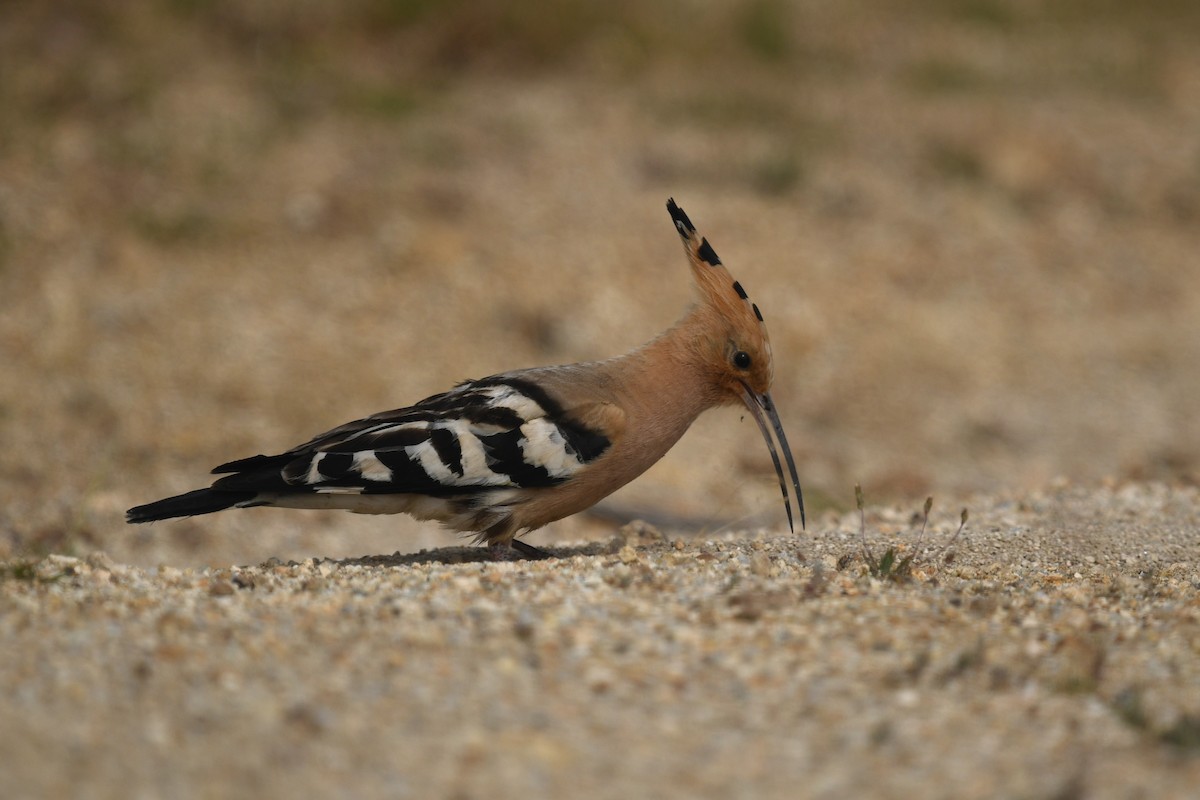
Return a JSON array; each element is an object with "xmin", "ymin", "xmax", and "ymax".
[
  {"xmin": 1, "ymin": 1, "xmax": 1199, "ymax": 796},
  {"xmin": 2, "ymin": 483, "xmax": 1199, "ymax": 799}
]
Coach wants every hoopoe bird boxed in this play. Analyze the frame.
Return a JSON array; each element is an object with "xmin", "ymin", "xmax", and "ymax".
[{"xmin": 127, "ymin": 199, "xmax": 804, "ymax": 559}]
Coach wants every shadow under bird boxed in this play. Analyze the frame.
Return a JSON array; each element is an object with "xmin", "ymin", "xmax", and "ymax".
[{"xmin": 127, "ymin": 199, "xmax": 805, "ymax": 559}]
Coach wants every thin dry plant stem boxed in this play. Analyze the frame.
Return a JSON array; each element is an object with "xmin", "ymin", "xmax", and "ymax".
[
  {"xmin": 933, "ymin": 508, "xmax": 970, "ymax": 562},
  {"xmin": 856, "ymin": 484, "xmax": 874, "ymax": 566}
]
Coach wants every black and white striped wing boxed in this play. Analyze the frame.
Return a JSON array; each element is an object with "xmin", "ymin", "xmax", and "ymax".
[{"xmin": 208, "ymin": 376, "xmax": 611, "ymax": 498}]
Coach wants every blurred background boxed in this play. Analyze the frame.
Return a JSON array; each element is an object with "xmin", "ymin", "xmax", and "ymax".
[{"xmin": 2, "ymin": 0, "xmax": 1198, "ymax": 567}]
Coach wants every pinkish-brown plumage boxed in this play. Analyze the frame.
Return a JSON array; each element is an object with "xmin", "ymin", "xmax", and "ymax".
[{"xmin": 127, "ymin": 199, "xmax": 804, "ymax": 559}]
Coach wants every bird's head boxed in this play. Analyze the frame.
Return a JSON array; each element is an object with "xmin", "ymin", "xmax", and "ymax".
[{"xmin": 666, "ymin": 198, "xmax": 805, "ymax": 531}]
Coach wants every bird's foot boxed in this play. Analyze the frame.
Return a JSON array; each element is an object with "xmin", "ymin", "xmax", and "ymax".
[{"xmin": 487, "ymin": 540, "xmax": 553, "ymax": 561}]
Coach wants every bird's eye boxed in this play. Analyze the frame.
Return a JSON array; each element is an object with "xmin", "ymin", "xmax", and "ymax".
[{"xmin": 733, "ymin": 351, "xmax": 752, "ymax": 369}]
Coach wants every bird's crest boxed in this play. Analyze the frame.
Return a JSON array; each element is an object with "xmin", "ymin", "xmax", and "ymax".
[{"xmin": 666, "ymin": 198, "xmax": 774, "ymax": 386}]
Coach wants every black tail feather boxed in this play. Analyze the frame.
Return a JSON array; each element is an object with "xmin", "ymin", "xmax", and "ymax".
[
  {"xmin": 211, "ymin": 453, "xmax": 293, "ymax": 474},
  {"xmin": 126, "ymin": 488, "xmax": 256, "ymax": 523}
]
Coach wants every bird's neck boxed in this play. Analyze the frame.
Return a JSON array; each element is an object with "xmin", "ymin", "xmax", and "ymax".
[{"xmin": 608, "ymin": 307, "xmax": 725, "ymax": 423}]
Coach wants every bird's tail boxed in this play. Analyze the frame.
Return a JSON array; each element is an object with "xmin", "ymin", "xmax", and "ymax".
[{"xmin": 126, "ymin": 488, "xmax": 256, "ymax": 523}]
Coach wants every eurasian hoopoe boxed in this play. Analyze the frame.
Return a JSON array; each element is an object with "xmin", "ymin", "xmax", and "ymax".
[{"xmin": 127, "ymin": 199, "xmax": 804, "ymax": 559}]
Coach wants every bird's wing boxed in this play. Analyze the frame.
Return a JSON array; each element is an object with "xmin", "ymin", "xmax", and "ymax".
[{"xmin": 209, "ymin": 376, "xmax": 616, "ymax": 497}]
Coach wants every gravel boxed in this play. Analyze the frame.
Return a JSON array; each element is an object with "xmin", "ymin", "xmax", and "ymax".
[{"xmin": 3, "ymin": 482, "xmax": 1198, "ymax": 799}]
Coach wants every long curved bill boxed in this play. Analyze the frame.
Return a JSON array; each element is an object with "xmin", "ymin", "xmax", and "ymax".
[{"xmin": 740, "ymin": 387, "xmax": 806, "ymax": 532}]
